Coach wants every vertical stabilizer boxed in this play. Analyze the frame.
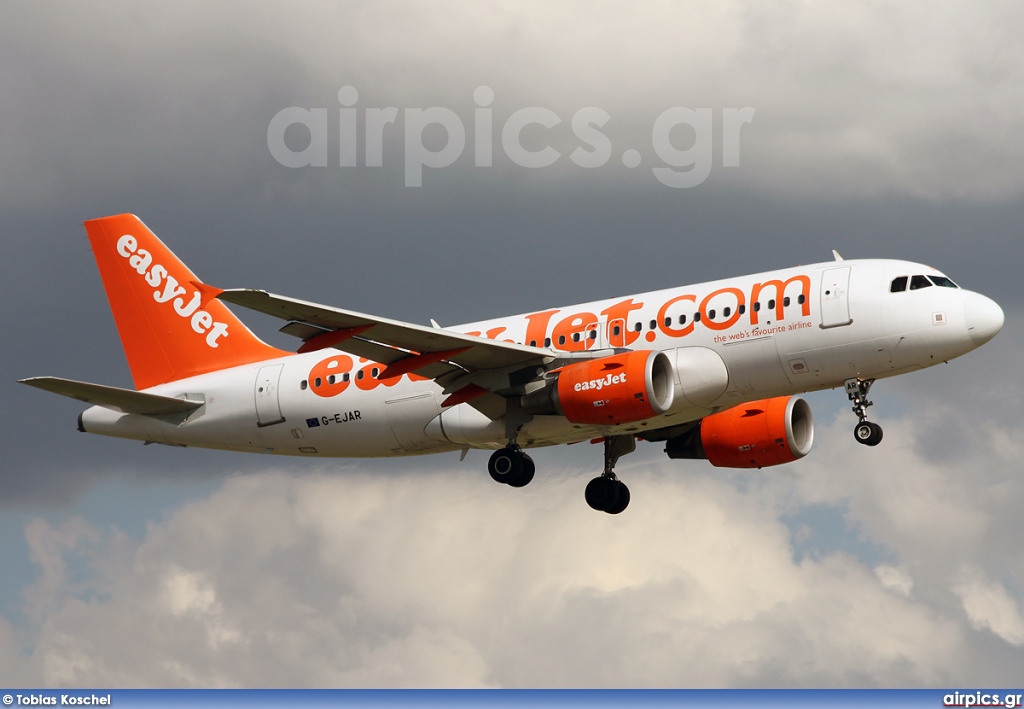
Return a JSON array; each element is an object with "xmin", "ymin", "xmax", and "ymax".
[{"xmin": 84, "ymin": 214, "xmax": 288, "ymax": 389}]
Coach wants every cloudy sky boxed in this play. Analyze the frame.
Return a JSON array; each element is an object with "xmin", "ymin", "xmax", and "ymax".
[{"xmin": 2, "ymin": 0, "xmax": 1023, "ymax": 688}]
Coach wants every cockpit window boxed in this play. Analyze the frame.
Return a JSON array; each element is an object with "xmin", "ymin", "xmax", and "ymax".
[
  {"xmin": 928, "ymin": 275, "xmax": 959, "ymax": 289},
  {"xmin": 889, "ymin": 276, "xmax": 908, "ymax": 293},
  {"xmin": 909, "ymin": 275, "xmax": 932, "ymax": 290}
]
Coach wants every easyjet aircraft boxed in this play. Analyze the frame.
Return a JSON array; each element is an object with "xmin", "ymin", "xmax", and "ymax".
[{"xmin": 21, "ymin": 215, "xmax": 1005, "ymax": 514}]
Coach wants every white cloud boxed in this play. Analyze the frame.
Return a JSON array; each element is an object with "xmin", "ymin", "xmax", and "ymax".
[
  {"xmin": 160, "ymin": 567, "xmax": 243, "ymax": 649},
  {"xmin": 954, "ymin": 567, "xmax": 1024, "ymax": 646},
  {"xmin": 875, "ymin": 565, "xmax": 915, "ymax": 598},
  {"xmin": 3, "ymin": 442, "xmax": 1019, "ymax": 688}
]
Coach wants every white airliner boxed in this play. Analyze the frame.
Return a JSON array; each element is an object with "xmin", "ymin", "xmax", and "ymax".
[{"xmin": 21, "ymin": 214, "xmax": 1005, "ymax": 514}]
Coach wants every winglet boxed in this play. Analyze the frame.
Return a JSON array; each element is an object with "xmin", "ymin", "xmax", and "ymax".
[
  {"xmin": 190, "ymin": 280, "xmax": 225, "ymax": 307},
  {"xmin": 832, "ymin": 250, "xmax": 844, "ymax": 261}
]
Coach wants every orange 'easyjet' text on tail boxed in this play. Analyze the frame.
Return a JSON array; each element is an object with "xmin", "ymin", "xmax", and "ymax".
[{"xmin": 85, "ymin": 214, "xmax": 288, "ymax": 390}]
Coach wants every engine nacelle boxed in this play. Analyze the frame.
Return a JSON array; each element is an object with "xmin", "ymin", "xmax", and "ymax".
[
  {"xmin": 523, "ymin": 350, "xmax": 675, "ymax": 425},
  {"xmin": 665, "ymin": 395, "xmax": 814, "ymax": 468}
]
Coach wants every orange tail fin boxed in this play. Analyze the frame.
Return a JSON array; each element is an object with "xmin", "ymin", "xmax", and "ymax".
[{"xmin": 84, "ymin": 214, "xmax": 288, "ymax": 390}]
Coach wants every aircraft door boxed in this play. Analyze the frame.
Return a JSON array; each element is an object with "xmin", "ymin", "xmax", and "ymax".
[
  {"xmin": 607, "ymin": 318, "xmax": 627, "ymax": 348},
  {"xmin": 255, "ymin": 363, "xmax": 286, "ymax": 427},
  {"xmin": 584, "ymin": 319, "xmax": 606, "ymax": 350},
  {"xmin": 584, "ymin": 318, "xmax": 626, "ymax": 349},
  {"xmin": 820, "ymin": 267, "xmax": 853, "ymax": 329}
]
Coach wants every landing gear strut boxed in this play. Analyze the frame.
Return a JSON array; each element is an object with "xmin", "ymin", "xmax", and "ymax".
[
  {"xmin": 488, "ymin": 446, "xmax": 535, "ymax": 488},
  {"xmin": 488, "ymin": 402, "xmax": 536, "ymax": 488},
  {"xmin": 585, "ymin": 435, "xmax": 634, "ymax": 515},
  {"xmin": 845, "ymin": 378, "xmax": 883, "ymax": 447}
]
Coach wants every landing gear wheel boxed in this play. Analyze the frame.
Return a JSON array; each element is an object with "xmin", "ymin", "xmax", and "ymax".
[
  {"xmin": 507, "ymin": 453, "xmax": 535, "ymax": 488},
  {"xmin": 604, "ymin": 481, "xmax": 630, "ymax": 515},
  {"xmin": 854, "ymin": 421, "xmax": 883, "ymax": 447},
  {"xmin": 488, "ymin": 447, "xmax": 535, "ymax": 487},
  {"xmin": 585, "ymin": 476, "xmax": 622, "ymax": 512},
  {"xmin": 488, "ymin": 447, "xmax": 520, "ymax": 484}
]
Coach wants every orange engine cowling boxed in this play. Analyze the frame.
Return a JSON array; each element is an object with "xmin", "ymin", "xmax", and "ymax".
[
  {"xmin": 552, "ymin": 350, "xmax": 675, "ymax": 425},
  {"xmin": 665, "ymin": 395, "xmax": 814, "ymax": 468}
]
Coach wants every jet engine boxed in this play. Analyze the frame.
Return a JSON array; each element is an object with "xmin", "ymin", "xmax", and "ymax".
[
  {"xmin": 665, "ymin": 395, "xmax": 814, "ymax": 468},
  {"xmin": 522, "ymin": 350, "xmax": 675, "ymax": 425}
]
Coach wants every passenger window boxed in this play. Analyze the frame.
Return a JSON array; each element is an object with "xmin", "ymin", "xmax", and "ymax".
[
  {"xmin": 890, "ymin": 276, "xmax": 908, "ymax": 293},
  {"xmin": 314, "ymin": 377, "xmax": 322, "ymax": 388},
  {"xmin": 633, "ymin": 323, "xmax": 642, "ymax": 333},
  {"xmin": 928, "ymin": 275, "xmax": 959, "ymax": 289},
  {"xmin": 664, "ymin": 317, "xmax": 672, "ymax": 327},
  {"xmin": 753, "ymin": 302, "xmax": 761, "ymax": 312},
  {"xmin": 300, "ymin": 380, "xmax": 308, "ymax": 390},
  {"xmin": 529, "ymin": 340, "xmax": 537, "ymax": 347},
  {"xmin": 679, "ymin": 314, "xmax": 687, "ymax": 325},
  {"xmin": 572, "ymin": 332, "xmax": 580, "ymax": 342},
  {"xmin": 768, "ymin": 299, "xmax": 776, "ymax": 310},
  {"xmin": 783, "ymin": 297, "xmax": 790, "ymax": 307},
  {"xmin": 612, "ymin": 325, "xmax": 621, "ymax": 337},
  {"xmin": 544, "ymin": 337, "xmax": 552, "ymax": 347},
  {"xmin": 738, "ymin": 304, "xmax": 746, "ymax": 315},
  {"xmin": 797, "ymin": 294, "xmax": 805, "ymax": 305},
  {"xmin": 693, "ymin": 312, "xmax": 701, "ymax": 322},
  {"xmin": 558, "ymin": 335, "xmax": 566, "ymax": 345},
  {"xmin": 328, "ymin": 375, "xmax": 336, "ymax": 385},
  {"xmin": 588, "ymin": 330, "xmax": 597, "ymax": 340},
  {"xmin": 343, "ymin": 373, "xmax": 350, "ymax": 383},
  {"xmin": 708, "ymin": 309, "xmax": 716, "ymax": 320},
  {"xmin": 649, "ymin": 319, "xmax": 657, "ymax": 330},
  {"xmin": 910, "ymin": 275, "xmax": 932, "ymax": 290},
  {"xmin": 372, "ymin": 367, "xmax": 379, "ymax": 378},
  {"xmin": 357, "ymin": 371, "xmax": 364, "ymax": 380},
  {"xmin": 723, "ymin": 306, "xmax": 731, "ymax": 318}
]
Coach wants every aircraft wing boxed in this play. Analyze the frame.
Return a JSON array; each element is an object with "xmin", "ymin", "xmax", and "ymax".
[{"xmin": 216, "ymin": 288, "xmax": 558, "ymax": 391}]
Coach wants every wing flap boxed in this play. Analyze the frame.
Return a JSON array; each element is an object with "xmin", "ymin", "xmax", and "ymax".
[
  {"xmin": 218, "ymin": 289, "xmax": 553, "ymax": 372},
  {"xmin": 19, "ymin": 377, "xmax": 203, "ymax": 416}
]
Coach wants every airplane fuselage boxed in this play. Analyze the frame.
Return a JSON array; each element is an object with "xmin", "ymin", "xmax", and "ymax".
[{"xmin": 79, "ymin": 257, "xmax": 999, "ymax": 458}]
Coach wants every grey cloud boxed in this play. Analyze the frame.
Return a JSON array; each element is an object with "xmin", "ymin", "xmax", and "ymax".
[{"xmin": 4, "ymin": 1, "xmax": 1024, "ymax": 212}]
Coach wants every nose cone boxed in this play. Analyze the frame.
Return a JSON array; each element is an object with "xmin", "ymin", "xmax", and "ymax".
[{"xmin": 963, "ymin": 293, "xmax": 1004, "ymax": 346}]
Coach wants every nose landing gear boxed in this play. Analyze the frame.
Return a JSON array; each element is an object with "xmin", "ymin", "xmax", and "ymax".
[{"xmin": 846, "ymin": 378, "xmax": 883, "ymax": 446}]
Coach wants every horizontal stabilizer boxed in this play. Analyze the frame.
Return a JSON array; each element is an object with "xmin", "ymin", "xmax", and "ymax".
[{"xmin": 18, "ymin": 377, "xmax": 203, "ymax": 416}]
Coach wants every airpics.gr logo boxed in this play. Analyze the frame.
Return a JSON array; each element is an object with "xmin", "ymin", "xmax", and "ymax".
[
  {"xmin": 267, "ymin": 86, "xmax": 755, "ymax": 188},
  {"xmin": 116, "ymin": 234, "xmax": 230, "ymax": 348}
]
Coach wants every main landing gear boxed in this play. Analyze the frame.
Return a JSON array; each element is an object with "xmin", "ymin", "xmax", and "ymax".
[
  {"xmin": 487, "ymin": 434, "xmax": 635, "ymax": 514},
  {"xmin": 487, "ymin": 446, "xmax": 535, "ymax": 488},
  {"xmin": 846, "ymin": 378, "xmax": 883, "ymax": 447},
  {"xmin": 584, "ymin": 435, "xmax": 635, "ymax": 515}
]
